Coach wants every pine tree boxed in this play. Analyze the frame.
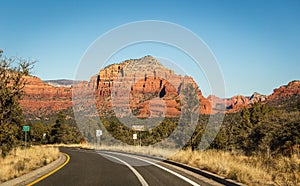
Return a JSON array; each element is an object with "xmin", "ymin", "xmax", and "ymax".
[{"xmin": 50, "ymin": 112, "xmax": 66, "ymax": 144}]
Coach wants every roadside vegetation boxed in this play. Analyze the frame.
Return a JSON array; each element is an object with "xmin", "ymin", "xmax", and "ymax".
[
  {"xmin": 0, "ymin": 51, "xmax": 35, "ymax": 157},
  {"xmin": 170, "ymin": 149, "xmax": 300, "ymax": 186},
  {"xmin": 27, "ymin": 110, "xmax": 83, "ymax": 145},
  {"xmin": 0, "ymin": 145, "xmax": 59, "ymax": 183},
  {"xmin": 0, "ymin": 52, "xmax": 63, "ymax": 182}
]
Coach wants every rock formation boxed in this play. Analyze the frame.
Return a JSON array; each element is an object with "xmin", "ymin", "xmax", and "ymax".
[
  {"xmin": 20, "ymin": 76, "xmax": 72, "ymax": 117},
  {"xmin": 19, "ymin": 56, "xmax": 300, "ymax": 118},
  {"xmin": 86, "ymin": 55, "xmax": 212, "ymax": 117},
  {"xmin": 267, "ymin": 80, "xmax": 300, "ymax": 101}
]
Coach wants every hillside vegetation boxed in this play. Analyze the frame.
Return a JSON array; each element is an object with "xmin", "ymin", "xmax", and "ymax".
[{"xmin": 82, "ymin": 103, "xmax": 299, "ymax": 157}]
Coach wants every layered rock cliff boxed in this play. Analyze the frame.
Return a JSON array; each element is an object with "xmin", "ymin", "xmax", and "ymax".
[
  {"xmin": 87, "ymin": 55, "xmax": 212, "ymax": 117},
  {"xmin": 19, "ymin": 56, "xmax": 300, "ymax": 117},
  {"xmin": 266, "ymin": 80, "xmax": 300, "ymax": 110},
  {"xmin": 267, "ymin": 80, "xmax": 300, "ymax": 101},
  {"xmin": 20, "ymin": 76, "xmax": 72, "ymax": 117}
]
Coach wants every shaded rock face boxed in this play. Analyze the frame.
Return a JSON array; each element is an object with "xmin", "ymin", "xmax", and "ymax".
[{"xmin": 20, "ymin": 76, "xmax": 72, "ymax": 117}]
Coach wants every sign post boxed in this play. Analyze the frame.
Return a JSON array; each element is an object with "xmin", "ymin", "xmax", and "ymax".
[
  {"xmin": 133, "ymin": 133, "xmax": 137, "ymax": 146},
  {"xmin": 22, "ymin": 126, "xmax": 30, "ymax": 147},
  {"xmin": 22, "ymin": 126, "xmax": 30, "ymax": 157},
  {"xmin": 43, "ymin": 133, "xmax": 47, "ymax": 144},
  {"xmin": 132, "ymin": 125, "xmax": 144, "ymax": 146},
  {"xmin": 96, "ymin": 130, "xmax": 102, "ymax": 149}
]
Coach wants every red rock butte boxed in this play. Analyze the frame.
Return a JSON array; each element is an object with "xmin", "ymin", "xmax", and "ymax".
[
  {"xmin": 78, "ymin": 55, "xmax": 212, "ymax": 118},
  {"xmin": 20, "ymin": 56, "xmax": 300, "ymax": 118}
]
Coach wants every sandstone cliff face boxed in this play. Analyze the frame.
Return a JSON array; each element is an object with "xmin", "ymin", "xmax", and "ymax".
[
  {"xmin": 88, "ymin": 55, "xmax": 212, "ymax": 117},
  {"xmin": 249, "ymin": 92, "xmax": 267, "ymax": 103},
  {"xmin": 20, "ymin": 76, "xmax": 72, "ymax": 117},
  {"xmin": 210, "ymin": 81, "xmax": 300, "ymax": 112},
  {"xmin": 20, "ymin": 57, "xmax": 300, "ymax": 117},
  {"xmin": 265, "ymin": 80, "xmax": 300, "ymax": 109},
  {"xmin": 208, "ymin": 92, "xmax": 267, "ymax": 113},
  {"xmin": 226, "ymin": 95, "xmax": 249, "ymax": 110},
  {"xmin": 267, "ymin": 80, "xmax": 300, "ymax": 101}
]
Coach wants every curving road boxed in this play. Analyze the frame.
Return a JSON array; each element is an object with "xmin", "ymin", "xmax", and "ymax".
[{"xmin": 33, "ymin": 147, "xmax": 223, "ymax": 186}]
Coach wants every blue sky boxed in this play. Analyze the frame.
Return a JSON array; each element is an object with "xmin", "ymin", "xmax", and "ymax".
[{"xmin": 1, "ymin": 0, "xmax": 299, "ymax": 97}]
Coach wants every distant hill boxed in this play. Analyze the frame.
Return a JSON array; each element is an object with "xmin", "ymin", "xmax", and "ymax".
[
  {"xmin": 44, "ymin": 79, "xmax": 82, "ymax": 87},
  {"xmin": 209, "ymin": 81, "xmax": 300, "ymax": 112},
  {"xmin": 266, "ymin": 80, "xmax": 300, "ymax": 111}
]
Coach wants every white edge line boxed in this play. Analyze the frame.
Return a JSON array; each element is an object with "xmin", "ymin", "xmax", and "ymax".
[
  {"xmin": 101, "ymin": 151, "xmax": 200, "ymax": 186},
  {"xmin": 100, "ymin": 153, "xmax": 149, "ymax": 186}
]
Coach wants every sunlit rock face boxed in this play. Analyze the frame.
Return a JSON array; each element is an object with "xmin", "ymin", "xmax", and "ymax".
[{"xmin": 23, "ymin": 56, "xmax": 300, "ymax": 118}]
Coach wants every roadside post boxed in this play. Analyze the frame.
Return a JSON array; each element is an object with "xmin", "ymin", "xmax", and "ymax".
[
  {"xmin": 22, "ymin": 126, "xmax": 30, "ymax": 156},
  {"xmin": 133, "ymin": 133, "xmax": 137, "ymax": 145},
  {"xmin": 43, "ymin": 133, "xmax": 46, "ymax": 144},
  {"xmin": 132, "ymin": 125, "xmax": 145, "ymax": 146},
  {"xmin": 139, "ymin": 131, "xmax": 141, "ymax": 147},
  {"xmin": 96, "ymin": 129, "xmax": 102, "ymax": 149}
]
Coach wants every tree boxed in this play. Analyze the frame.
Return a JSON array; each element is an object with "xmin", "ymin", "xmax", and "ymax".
[
  {"xmin": 180, "ymin": 83, "xmax": 201, "ymax": 150},
  {"xmin": 29, "ymin": 122, "xmax": 48, "ymax": 144},
  {"xmin": 50, "ymin": 112, "xmax": 66, "ymax": 144},
  {"xmin": 0, "ymin": 51, "xmax": 35, "ymax": 157}
]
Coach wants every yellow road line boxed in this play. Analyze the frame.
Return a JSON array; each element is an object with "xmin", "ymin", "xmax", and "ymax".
[{"xmin": 27, "ymin": 152, "xmax": 70, "ymax": 186}]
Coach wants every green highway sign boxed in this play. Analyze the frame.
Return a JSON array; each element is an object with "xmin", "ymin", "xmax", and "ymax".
[{"xmin": 22, "ymin": 126, "xmax": 30, "ymax": 131}]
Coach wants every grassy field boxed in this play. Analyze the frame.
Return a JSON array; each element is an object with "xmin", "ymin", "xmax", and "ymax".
[{"xmin": 0, "ymin": 146, "xmax": 59, "ymax": 182}]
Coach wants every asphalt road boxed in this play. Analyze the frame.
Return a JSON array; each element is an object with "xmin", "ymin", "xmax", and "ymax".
[{"xmin": 34, "ymin": 148, "xmax": 223, "ymax": 186}]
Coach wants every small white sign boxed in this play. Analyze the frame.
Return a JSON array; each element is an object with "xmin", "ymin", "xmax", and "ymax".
[
  {"xmin": 96, "ymin": 130, "xmax": 102, "ymax": 137},
  {"xmin": 133, "ymin": 133, "xmax": 137, "ymax": 140}
]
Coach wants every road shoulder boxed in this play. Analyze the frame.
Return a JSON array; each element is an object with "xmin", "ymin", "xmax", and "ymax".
[{"xmin": 1, "ymin": 152, "xmax": 67, "ymax": 186}]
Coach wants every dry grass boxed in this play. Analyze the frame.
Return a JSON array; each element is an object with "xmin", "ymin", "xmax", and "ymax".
[
  {"xmin": 0, "ymin": 145, "xmax": 59, "ymax": 182},
  {"xmin": 56, "ymin": 143, "xmax": 176, "ymax": 158},
  {"xmin": 170, "ymin": 149, "xmax": 300, "ymax": 186},
  {"xmin": 53, "ymin": 143, "xmax": 94, "ymax": 149},
  {"xmin": 96, "ymin": 144, "xmax": 176, "ymax": 158}
]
